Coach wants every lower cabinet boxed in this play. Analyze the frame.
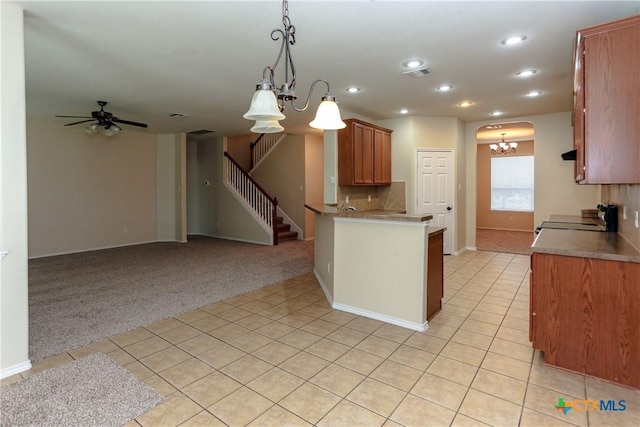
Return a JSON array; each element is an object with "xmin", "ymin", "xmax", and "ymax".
[
  {"xmin": 530, "ymin": 252, "xmax": 640, "ymax": 388},
  {"xmin": 426, "ymin": 231, "xmax": 444, "ymax": 321}
]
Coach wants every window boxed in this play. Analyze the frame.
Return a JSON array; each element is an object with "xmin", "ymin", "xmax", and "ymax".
[{"xmin": 491, "ymin": 155, "xmax": 534, "ymax": 212}]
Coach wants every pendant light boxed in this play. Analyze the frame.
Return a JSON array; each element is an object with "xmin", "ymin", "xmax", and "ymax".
[{"xmin": 244, "ymin": 0, "xmax": 346, "ymax": 133}]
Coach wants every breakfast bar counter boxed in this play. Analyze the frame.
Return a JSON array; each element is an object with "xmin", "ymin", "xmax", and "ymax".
[{"xmin": 306, "ymin": 204, "xmax": 445, "ymax": 330}]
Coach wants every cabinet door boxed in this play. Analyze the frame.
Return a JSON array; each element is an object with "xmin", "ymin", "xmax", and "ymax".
[
  {"xmin": 573, "ymin": 37, "xmax": 586, "ymax": 182},
  {"xmin": 373, "ymin": 129, "xmax": 392, "ymax": 184},
  {"xmin": 353, "ymin": 123, "xmax": 374, "ymax": 185},
  {"xmin": 582, "ymin": 17, "xmax": 640, "ymax": 183}
]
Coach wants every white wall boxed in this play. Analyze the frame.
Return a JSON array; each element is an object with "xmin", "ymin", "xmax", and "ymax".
[
  {"xmin": 465, "ymin": 112, "xmax": 600, "ymax": 248},
  {"xmin": 1, "ymin": 2, "xmax": 30, "ymax": 378},
  {"xmin": 26, "ymin": 120, "xmax": 158, "ymax": 257}
]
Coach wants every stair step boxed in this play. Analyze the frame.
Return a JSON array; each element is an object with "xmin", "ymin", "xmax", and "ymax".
[
  {"xmin": 276, "ymin": 223, "xmax": 291, "ymax": 232},
  {"xmin": 275, "ymin": 216, "xmax": 284, "ymax": 224},
  {"xmin": 278, "ymin": 231, "xmax": 298, "ymax": 241}
]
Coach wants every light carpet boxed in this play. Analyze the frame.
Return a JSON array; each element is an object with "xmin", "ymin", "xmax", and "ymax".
[
  {"xmin": 0, "ymin": 353, "xmax": 163, "ymax": 427},
  {"xmin": 29, "ymin": 236, "xmax": 313, "ymax": 362}
]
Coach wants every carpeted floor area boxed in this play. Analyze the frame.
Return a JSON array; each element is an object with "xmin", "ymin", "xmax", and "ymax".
[
  {"xmin": 28, "ymin": 236, "xmax": 313, "ymax": 362},
  {"xmin": 0, "ymin": 353, "xmax": 163, "ymax": 427},
  {"xmin": 476, "ymin": 229, "xmax": 535, "ymax": 255}
]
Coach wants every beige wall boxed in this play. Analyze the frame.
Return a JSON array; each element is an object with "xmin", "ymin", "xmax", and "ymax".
[
  {"xmin": 26, "ymin": 120, "xmax": 158, "ymax": 257},
  {"xmin": 226, "ymin": 134, "xmax": 253, "ymax": 171},
  {"xmin": 304, "ymin": 134, "xmax": 323, "ymax": 239},
  {"xmin": 313, "ymin": 214, "xmax": 335, "ymax": 299},
  {"xmin": 157, "ymin": 133, "xmax": 186, "ymax": 242},
  {"xmin": 1, "ymin": 2, "xmax": 30, "ymax": 377},
  {"xmin": 476, "ymin": 141, "xmax": 535, "ymax": 231},
  {"xmin": 466, "ymin": 112, "xmax": 600, "ymax": 249}
]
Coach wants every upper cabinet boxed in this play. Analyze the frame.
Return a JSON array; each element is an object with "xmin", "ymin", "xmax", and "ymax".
[
  {"xmin": 338, "ymin": 119, "xmax": 393, "ymax": 186},
  {"xmin": 573, "ymin": 15, "xmax": 640, "ymax": 184}
]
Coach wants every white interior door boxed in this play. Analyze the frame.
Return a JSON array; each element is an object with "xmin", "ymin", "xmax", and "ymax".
[{"xmin": 416, "ymin": 149, "xmax": 455, "ymax": 254}]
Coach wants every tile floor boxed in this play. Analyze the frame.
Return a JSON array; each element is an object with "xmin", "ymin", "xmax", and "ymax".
[{"xmin": 4, "ymin": 250, "xmax": 639, "ymax": 426}]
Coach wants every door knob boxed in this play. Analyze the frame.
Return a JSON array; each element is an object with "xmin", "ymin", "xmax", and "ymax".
[{"xmin": 446, "ymin": 206, "xmax": 452, "ymax": 211}]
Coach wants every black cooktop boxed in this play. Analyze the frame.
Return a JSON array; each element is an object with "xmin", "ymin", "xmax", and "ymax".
[{"xmin": 538, "ymin": 221, "xmax": 605, "ymax": 232}]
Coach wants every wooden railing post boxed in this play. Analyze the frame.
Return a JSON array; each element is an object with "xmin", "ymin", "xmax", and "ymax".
[{"xmin": 272, "ymin": 197, "xmax": 278, "ymax": 246}]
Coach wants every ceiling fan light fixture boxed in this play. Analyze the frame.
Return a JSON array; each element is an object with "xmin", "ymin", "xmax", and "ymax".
[{"xmin": 85, "ymin": 122, "xmax": 100, "ymax": 135}]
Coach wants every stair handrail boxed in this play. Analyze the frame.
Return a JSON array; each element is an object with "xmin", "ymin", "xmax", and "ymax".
[
  {"xmin": 250, "ymin": 132, "xmax": 284, "ymax": 170},
  {"xmin": 223, "ymin": 152, "xmax": 279, "ymax": 245}
]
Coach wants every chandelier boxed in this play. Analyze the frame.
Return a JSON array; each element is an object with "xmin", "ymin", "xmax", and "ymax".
[
  {"xmin": 243, "ymin": 0, "xmax": 346, "ymax": 133},
  {"xmin": 490, "ymin": 133, "xmax": 518, "ymax": 155}
]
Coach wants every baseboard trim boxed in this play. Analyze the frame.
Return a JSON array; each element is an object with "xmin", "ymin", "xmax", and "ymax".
[
  {"xmin": 1, "ymin": 360, "xmax": 31, "ymax": 379},
  {"xmin": 312, "ymin": 269, "xmax": 334, "ymax": 306},
  {"xmin": 331, "ymin": 302, "xmax": 428, "ymax": 332}
]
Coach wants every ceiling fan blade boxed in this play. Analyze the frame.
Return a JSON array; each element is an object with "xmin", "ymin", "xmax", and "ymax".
[
  {"xmin": 56, "ymin": 115, "xmax": 93, "ymax": 119},
  {"xmin": 64, "ymin": 119, "xmax": 96, "ymax": 126},
  {"xmin": 112, "ymin": 118, "xmax": 148, "ymax": 128}
]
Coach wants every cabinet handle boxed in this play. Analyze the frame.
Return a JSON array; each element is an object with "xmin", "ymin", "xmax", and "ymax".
[{"xmin": 532, "ymin": 312, "xmax": 536, "ymax": 316}]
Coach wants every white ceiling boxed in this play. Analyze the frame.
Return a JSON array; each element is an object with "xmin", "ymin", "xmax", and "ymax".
[{"xmin": 13, "ymin": 0, "xmax": 640, "ymax": 138}]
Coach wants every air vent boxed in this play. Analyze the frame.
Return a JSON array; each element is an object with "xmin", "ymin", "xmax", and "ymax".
[
  {"xmin": 402, "ymin": 67, "xmax": 431, "ymax": 78},
  {"xmin": 189, "ymin": 129, "xmax": 217, "ymax": 135}
]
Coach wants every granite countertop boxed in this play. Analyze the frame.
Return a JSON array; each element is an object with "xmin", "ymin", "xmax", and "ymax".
[
  {"xmin": 305, "ymin": 204, "xmax": 433, "ymax": 223},
  {"xmin": 532, "ymin": 228, "xmax": 640, "ymax": 263}
]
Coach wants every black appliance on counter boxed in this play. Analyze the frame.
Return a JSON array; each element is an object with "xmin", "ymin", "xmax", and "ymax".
[{"xmin": 597, "ymin": 203, "xmax": 618, "ymax": 232}]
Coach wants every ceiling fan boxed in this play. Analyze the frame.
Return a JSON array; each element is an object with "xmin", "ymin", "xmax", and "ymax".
[{"xmin": 56, "ymin": 101, "xmax": 148, "ymax": 135}]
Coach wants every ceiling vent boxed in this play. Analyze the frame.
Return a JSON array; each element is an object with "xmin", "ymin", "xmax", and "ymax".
[
  {"xmin": 188, "ymin": 129, "xmax": 217, "ymax": 135},
  {"xmin": 402, "ymin": 67, "xmax": 431, "ymax": 78}
]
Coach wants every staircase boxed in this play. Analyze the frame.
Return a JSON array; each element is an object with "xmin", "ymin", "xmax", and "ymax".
[{"xmin": 276, "ymin": 216, "xmax": 298, "ymax": 241}]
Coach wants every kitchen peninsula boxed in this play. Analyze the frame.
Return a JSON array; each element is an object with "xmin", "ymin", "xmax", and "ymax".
[{"xmin": 306, "ymin": 204, "xmax": 445, "ymax": 331}]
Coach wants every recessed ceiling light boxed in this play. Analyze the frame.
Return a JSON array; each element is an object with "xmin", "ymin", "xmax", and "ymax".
[
  {"xmin": 502, "ymin": 35, "xmax": 527, "ymax": 45},
  {"xmin": 346, "ymin": 86, "xmax": 361, "ymax": 93},
  {"xmin": 490, "ymin": 111, "xmax": 504, "ymax": 116},
  {"xmin": 403, "ymin": 59, "xmax": 424, "ymax": 69},
  {"xmin": 399, "ymin": 108, "xmax": 409, "ymax": 114},
  {"xmin": 436, "ymin": 84, "xmax": 454, "ymax": 92},
  {"xmin": 525, "ymin": 90, "xmax": 543, "ymax": 97},
  {"xmin": 516, "ymin": 69, "xmax": 537, "ymax": 77},
  {"xmin": 457, "ymin": 101, "xmax": 473, "ymax": 108}
]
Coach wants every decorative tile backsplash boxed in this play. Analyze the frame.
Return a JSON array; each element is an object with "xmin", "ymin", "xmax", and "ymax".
[
  {"xmin": 602, "ymin": 184, "xmax": 640, "ymax": 251},
  {"xmin": 337, "ymin": 182, "xmax": 406, "ymax": 212}
]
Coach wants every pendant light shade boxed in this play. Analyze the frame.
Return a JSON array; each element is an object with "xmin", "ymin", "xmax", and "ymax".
[
  {"xmin": 244, "ymin": 88, "xmax": 285, "ymax": 121},
  {"xmin": 250, "ymin": 120, "xmax": 285, "ymax": 134},
  {"xmin": 309, "ymin": 96, "xmax": 346, "ymax": 130}
]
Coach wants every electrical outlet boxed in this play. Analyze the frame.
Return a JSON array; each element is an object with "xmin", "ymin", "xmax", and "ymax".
[
  {"xmin": 623, "ymin": 205, "xmax": 627, "ymax": 220},
  {"xmin": 635, "ymin": 211, "xmax": 639, "ymax": 229},
  {"xmin": 123, "ymin": 226, "xmax": 128, "ymax": 234}
]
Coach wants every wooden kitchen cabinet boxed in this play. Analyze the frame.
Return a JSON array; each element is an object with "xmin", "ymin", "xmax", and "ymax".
[
  {"xmin": 426, "ymin": 231, "xmax": 444, "ymax": 321},
  {"xmin": 530, "ymin": 252, "xmax": 640, "ymax": 388},
  {"xmin": 573, "ymin": 15, "xmax": 640, "ymax": 184},
  {"xmin": 338, "ymin": 119, "xmax": 392, "ymax": 186}
]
